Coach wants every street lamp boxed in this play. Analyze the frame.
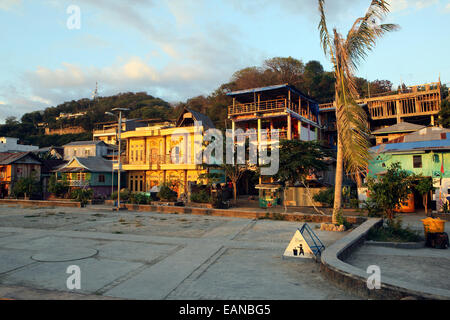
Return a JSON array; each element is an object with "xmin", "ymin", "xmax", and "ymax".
[{"xmin": 105, "ymin": 108, "xmax": 129, "ymax": 211}]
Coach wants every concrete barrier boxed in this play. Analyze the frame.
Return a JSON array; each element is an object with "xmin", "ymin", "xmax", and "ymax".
[
  {"xmin": 0, "ymin": 199, "xmax": 82, "ymax": 208},
  {"xmin": 320, "ymin": 218, "xmax": 450, "ymax": 300}
]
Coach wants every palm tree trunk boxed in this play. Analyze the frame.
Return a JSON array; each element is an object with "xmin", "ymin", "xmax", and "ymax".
[
  {"xmin": 332, "ymin": 138, "xmax": 344, "ymax": 224},
  {"xmin": 232, "ymin": 181, "xmax": 237, "ymax": 204}
]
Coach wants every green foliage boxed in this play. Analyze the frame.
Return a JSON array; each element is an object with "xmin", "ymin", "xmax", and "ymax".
[
  {"xmin": 129, "ymin": 192, "xmax": 152, "ymax": 205},
  {"xmin": 70, "ymin": 188, "xmax": 93, "ymax": 205},
  {"xmin": 275, "ymin": 140, "xmax": 332, "ymax": 186},
  {"xmin": 313, "ymin": 188, "xmax": 334, "ymax": 207},
  {"xmin": 335, "ymin": 209, "xmax": 352, "ymax": 229},
  {"xmin": 111, "ymin": 189, "xmax": 130, "ymax": 201},
  {"xmin": 438, "ymin": 99, "xmax": 450, "ymax": 128},
  {"xmin": 48, "ymin": 175, "xmax": 69, "ymax": 197},
  {"xmin": 413, "ymin": 175, "xmax": 434, "ymax": 196},
  {"xmin": 12, "ymin": 177, "xmax": 41, "ymax": 199},
  {"xmin": 157, "ymin": 183, "xmax": 178, "ymax": 201},
  {"xmin": 368, "ymin": 218, "xmax": 422, "ymax": 242},
  {"xmin": 362, "ymin": 199, "xmax": 383, "ymax": 217},
  {"xmin": 367, "ymin": 162, "xmax": 412, "ymax": 220},
  {"xmin": 190, "ymin": 190, "xmax": 211, "ymax": 203}
]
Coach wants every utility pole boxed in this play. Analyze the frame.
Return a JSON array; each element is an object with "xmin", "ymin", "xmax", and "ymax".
[{"xmin": 105, "ymin": 108, "xmax": 129, "ymax": 211}]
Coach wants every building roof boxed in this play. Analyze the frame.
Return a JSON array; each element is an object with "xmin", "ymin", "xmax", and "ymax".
[
  {"xmin": 400, "ymin": 127, "xmax": 450, "ymax": 143},
  {"xmin": 41, "ymin": 159, "xmax": 67, "ymax": 174},
  {"xmin": 63, "ymin": 140, "xmax": 108, "ymax": 147},
  {"xmin": 56, "ymin": 156, "xmax": 113, "ymax": 172},
  {"xmin": 0, "ymin": 152, "xmax": 41, "ymax": 165},
  {"xmin": 371, "ymin": 136, "xmax": 450, "ymax": 153},
  {"xmin": 176, "ymin": 108, "xmax": 215, "ymax": 130},
  {"xmin": 372, "ymin": 122, "xmax": 426, "ymax": 135}
]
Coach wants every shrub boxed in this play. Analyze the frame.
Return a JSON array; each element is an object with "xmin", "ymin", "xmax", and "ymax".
[
  {"xmin": 129, "ymin": 192, "xmax": 152, "ymax": 205},
  {"xmin": 313, "ymin": 188, "xmax": 334, "ymax": 207},
  {"xmin": 335, "ymin": 209, "xmax": 352, "ymax": 229},
  {"xmin": 111, "ymin": 189, "xmax": 130, "ymax": 201},
  {"xmin": 362, "ymin": 199, "xmax": 383, "ymax": 217},
  {"xmin": 190, "ymin": 190, "xmax": 211, "ymax": 203},
  {"xmin": 70, "ymin": 188, "xmax": 93, "ymax": 205},
  {"xmin": 48, "ymin": 175, "xmax": 69, "ymax": 197},
  {"xmin": 157, "ymin": 183, "xmax": 177, "ymax": 201},
  {"xmin": 368, "ymin": 218, "xmax": 422, "ymax": 242}
]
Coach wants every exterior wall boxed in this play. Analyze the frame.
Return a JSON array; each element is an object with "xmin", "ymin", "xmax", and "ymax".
[
  {"xmin": 0, "ymin": 137, "xmax": 38, "ymax": 152},
  {"xmin": 375, "ymin": 133, "xmax": 409, "ymax": 145},
  {"xmin": 45, "ymin": 126, "xmax": 86, "ymax": 135},
  {"xmin": 284, "ymin": 187, "xmax": 327, "ymax": 207},
  {"xmin": 63, "ymin": 144, "xmax": 109, "ymax": 160}
]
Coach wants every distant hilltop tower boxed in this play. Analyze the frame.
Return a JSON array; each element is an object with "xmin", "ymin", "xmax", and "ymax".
[{"xmin": 91, "ymin": 81, "xmax": 98, "ymax": 101}]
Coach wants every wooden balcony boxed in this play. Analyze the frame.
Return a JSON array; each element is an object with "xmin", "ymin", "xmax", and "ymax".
[{"xmin": 228, "ymin": 98, "xmax": 316, "ymax": 121}]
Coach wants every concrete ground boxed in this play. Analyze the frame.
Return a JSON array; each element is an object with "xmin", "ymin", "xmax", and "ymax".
[
  {"xmin": 345, "ymin": 214, "xmax": 450, "ymax": 292},
  {"xmin": 0, "ymin": 204, "xmax": 359, "ymax": 300}
]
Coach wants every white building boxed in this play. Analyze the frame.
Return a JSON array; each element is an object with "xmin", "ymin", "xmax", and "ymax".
[
  {"xmin": 62, "ymin": 140, "xmax": 117, "ymax": 160},
  {"xmin": 0, "ymin": 137, "xmax": 39, "ymax": 153}
]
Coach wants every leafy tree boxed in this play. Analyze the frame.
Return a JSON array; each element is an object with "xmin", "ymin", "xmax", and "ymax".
[
  {"xmin": 157, "ymin": 183, "xmax": 178, "ymax": 201},
  {"xmin": 12, "ymin": 177, "xmax": 41, "ymax": 199},
  {"xmin": 413, "ymin": 175, "xmax": 434, "ymax": 215},
  {"xmin": 367, "ymin": 162, "xmax": 411, "ymax": 221},
  {"xmin": 318, "ymin": 0, "xmax": 399, "ymax": 224},
  {"xmin": 275, "ymin": 140, "xmax": 332, "ymax": 213},
  {"xmin": 438, "ymin": 99, "xmax": 450, "ymax": 128}
]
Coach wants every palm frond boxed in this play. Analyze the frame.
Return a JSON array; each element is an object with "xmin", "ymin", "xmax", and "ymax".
[
  {"xmin": 318, "ymin": 0, "xmax": 332, "ymax": 57},
  {"xmin": 346, "ymin": 0, "xmax": 399, "ymax": 69}
]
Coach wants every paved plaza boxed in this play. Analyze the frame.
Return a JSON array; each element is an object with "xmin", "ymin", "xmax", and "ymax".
[
  {"xmin": 344, "ymin": 214, "xmax": 450, "ymax": 294},
  {"xmin": 0, "ymin": 204, "xmax": 358, "ymax": 300}
]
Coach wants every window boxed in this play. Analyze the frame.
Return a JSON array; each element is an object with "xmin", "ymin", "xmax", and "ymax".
[
  {"xmin": 434, "ymin": 154, "xmax": 440, "ymax": 163},
  {"xmin": 98, "ymin": 174, "xmax": 105, "ymax": 183},
  {"xmin": 85, "ymin": 149, "xmax": 90, "ymax": 157},
  {"xmin": 382, "ymin": 138, "xmax": 388, "ymax": 143},
  {"xmin": 413, "ymin": 155, "xmax": 422, "ymax": 168}
]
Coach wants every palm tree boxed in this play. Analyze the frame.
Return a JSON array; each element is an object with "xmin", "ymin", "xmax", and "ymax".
[{"xmin": 317, "ymin": 0, "xmax": 399, "ymax": 224}]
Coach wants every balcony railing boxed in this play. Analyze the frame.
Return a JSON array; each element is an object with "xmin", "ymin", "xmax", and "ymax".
[
  {"xmin": 66, "ymin": 180, "xmax": 90, "ymax": 187},
  {"xmin": 122, "ymin": 154, "xmax": 196, "ymax": 166},
  {"xmin": 228, "ymin": 98, "xmax": 317, "ymax": 122}
]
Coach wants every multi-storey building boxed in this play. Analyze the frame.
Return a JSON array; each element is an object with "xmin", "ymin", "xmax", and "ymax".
[
  {"xmin": 121, "ymin": 108, "xmax": 215, "ymax": 195},
  {"xmin": 227, "ymin": 84, "xmax": 321, "ymax": 144},
  {"xmin": 319, "ymin": 81, "xmax": 443, "ymax": 146}
]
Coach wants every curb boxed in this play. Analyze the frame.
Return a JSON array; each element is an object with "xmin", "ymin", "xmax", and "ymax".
[
  {"xmin": 320, "ymin": 218, "xmax": 450, "ymax": 300},
  {"xmin": 365, "ymin": 240, "xmax": 425, "ymax": 249}
]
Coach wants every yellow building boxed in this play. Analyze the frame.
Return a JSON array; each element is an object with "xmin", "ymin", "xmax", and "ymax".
[{"xmin": 121, "ymin": 108, "xmax": 215, "ymax": 195}]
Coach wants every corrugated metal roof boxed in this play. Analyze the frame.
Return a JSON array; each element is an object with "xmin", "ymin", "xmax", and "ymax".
[
  {"xmin": 372, "ymin": 122, "xmax": 425, "ymax": 135},
  {"xmin": 56, "ymin": 156, "xmax": 113, "ymax": 172},
  {"xmin": 0, "ymin": 152, "xmax": 40, "ymax": 165},
  {"xmin": 371, "ymin": 137, "xmax": 450, "ymax": 153},
  {"xmin": 63, "ymin": 140, "xmax": 107, "ymax": 147}
]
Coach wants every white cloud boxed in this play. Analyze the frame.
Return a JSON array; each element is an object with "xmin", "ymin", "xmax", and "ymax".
[
  {"xmin": 0, "ymin": 0, "xmax": 21, "ymax": 11},
  {"xmin": 389, "ymin": 0, "xmax": 439, "ymax": 12}
]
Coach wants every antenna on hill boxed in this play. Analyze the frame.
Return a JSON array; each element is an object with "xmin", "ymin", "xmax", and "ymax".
[{"xmin": 91, "ymin": 82, "xmax": 98, "ymax": 101}]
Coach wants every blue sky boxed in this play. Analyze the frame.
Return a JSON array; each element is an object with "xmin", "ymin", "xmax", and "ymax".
[{"xmin": 0, "ymin": 0, "xmax": 449, "ymax": 123}]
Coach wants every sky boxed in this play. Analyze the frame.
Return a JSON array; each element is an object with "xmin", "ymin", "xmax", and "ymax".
[{"xmin": 0, "ymin": 0, "xmax": 449, "ymax": 123}]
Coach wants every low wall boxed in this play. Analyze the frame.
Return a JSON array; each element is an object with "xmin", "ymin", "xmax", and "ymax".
[
  {"xmin": 0, "ymin": 199, "xmax": 82, "ymax": 208},
  {"xmin": 320, "ymin": 218, "xmax": 450, "ymax": 300},
  {"xmin": 122, "ymin": 203, "xmax": 365, "ymax": 224}
]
